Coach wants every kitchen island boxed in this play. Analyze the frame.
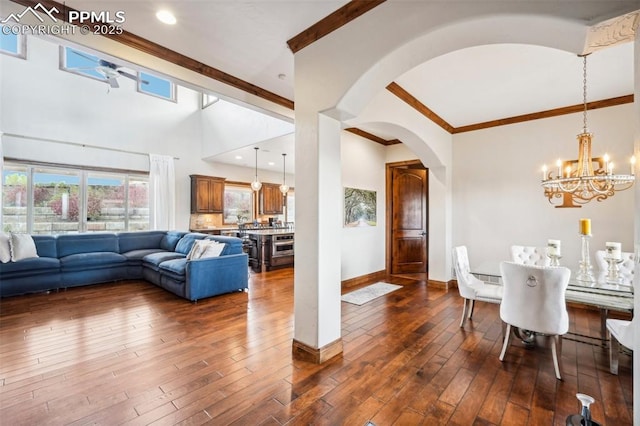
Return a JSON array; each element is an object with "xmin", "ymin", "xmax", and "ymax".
[{"xmin": 244, "ymin": 229, "xmax": 294, "ymax": 272}]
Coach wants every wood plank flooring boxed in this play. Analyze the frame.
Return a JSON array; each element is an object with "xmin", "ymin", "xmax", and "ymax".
[{"xmin": 0, "ymin": 269, "xmax": 633, "ymax": 425}]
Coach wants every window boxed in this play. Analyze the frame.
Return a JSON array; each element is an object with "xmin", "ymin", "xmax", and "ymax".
[
  {"xmin": 223, "ymin": 184, "xmax": 253, "ymax": 225},
  {"xmin": 286, "ymin": 191, "xmax": 295, "ymax": 224},
  {"xmin": 138, "ymin": 72, "xmax": 176, "ymax": 102},
  {"xmin": 1, "ymin": 162, "xmax": 149, "ymax": 234},
  {"xmin": 0, "ymin": 27, "xmax": 26, "ymax": 58},
  {"xmin": 60, "ymin": 46, "xmax": 106, "ymax": 83},
  {"xmin": 201, "ymin": 93, "xmax": 219, "ymax": 109}
]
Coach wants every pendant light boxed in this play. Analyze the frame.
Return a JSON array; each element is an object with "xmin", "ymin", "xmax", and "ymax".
[
  {"xmin": 541, "ymin": 54, "xmax": 635, "ymax": 206},
  {"xmin": 251, "ymin": 147, "xmax": 262, "ymax": 191},
  {"xmin": 279, "ymin": 153, "xmax": 289, "ymax": 196}
]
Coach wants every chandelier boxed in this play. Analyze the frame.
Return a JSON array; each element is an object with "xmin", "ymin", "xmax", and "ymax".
[
  {"xmin": 251, "ymin": 147, "xmax": 262, "ymax": 191},
  {"xmin": 541, "ymin": 54, "xmax": 635, "ymax": 207},
  {"xmin": 279, "ymin": 153, "xmax": 289, "ymax": 196}
]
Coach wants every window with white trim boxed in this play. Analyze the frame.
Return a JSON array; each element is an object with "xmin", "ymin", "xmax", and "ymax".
[
  {"xmin": 0, "ymin": 26, "xmax": 26, "ymax": 58},
  {"xmin": 1, "ymin": 161, "xmax": 149, "ymax": 234}
]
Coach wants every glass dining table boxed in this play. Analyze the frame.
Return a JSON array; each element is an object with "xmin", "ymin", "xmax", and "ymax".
[{"xmin": 472, "ymin": 263, "xmax": 634, "ymax": 344}]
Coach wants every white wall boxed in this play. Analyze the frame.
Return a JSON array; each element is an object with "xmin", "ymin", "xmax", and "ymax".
[
  {"xmin": 453, "ymin": 103, "xmax": 635, "ymax": 273},
  {"xmin": 340, "ymin": 131, "xmax": 387, "ymax": 280}
]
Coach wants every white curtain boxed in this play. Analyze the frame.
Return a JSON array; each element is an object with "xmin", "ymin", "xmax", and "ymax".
[{"xmin": 149, "ymin": 154, "xmax": 175, "ymax": 230}]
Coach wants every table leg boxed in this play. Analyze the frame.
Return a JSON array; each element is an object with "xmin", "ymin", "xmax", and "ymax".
[{"xmin": 600, "ymin": 308, "xmax": 608, "ymax": 342}]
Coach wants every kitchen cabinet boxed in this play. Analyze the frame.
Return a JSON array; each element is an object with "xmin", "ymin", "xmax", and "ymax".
[
  {"xmin": 190, "ymin": 175, "xmax": 225, "ymax": 213},
  {"xmin": 260, "ymin": 183, "xmax": 284, "ymax": 215}
]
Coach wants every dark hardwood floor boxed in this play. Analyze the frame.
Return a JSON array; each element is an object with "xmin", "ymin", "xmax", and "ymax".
[{"xmin": 0, "ymin": 269, "xmax": 632, "ymax": 425}]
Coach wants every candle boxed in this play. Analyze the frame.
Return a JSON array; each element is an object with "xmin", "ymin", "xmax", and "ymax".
[
  {"xmin": 565, "ymin": 165, "xmax": 572, "ymax": 178},
  {"xmin": 547, "ymin": 239, "xmax": 561, "ymax": 256},
  {"xmin": 556, "ymin": 159, "xmax": 562, "ymax": 178},
  {"xmin": 605, "ymin": 242, "xmax": 622, "ymax": 260},
  {"xmin": 631, "ymin": 156, "xmax": 636, "ymax": 175},
  {"xmin": 579, "ymin": 218, "xmax": 591, "ymax": 236},
  {"xmin": 542, "ymin": 165, "xmax": 547, "ymax": 180},
  {"xmin": 603, "ymin": 154, "xmax": 610, "ymax": 174}
]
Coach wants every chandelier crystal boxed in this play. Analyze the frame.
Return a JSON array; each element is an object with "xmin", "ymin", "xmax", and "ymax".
[
  {"xmin": 251, "ymin": 147, "xmax": 262, "ymax": 192},
  {"xmin": 279, "ymin": 153, "xmax": 289, "ymax": 196},
  {"xmin": 541, "ymin": 54, "xmax": 635, "ymax": 206}
]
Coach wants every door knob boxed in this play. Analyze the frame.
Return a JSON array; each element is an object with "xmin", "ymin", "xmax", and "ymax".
[{"xmin": 420, "ymin": 231, "xmax": 427, "ymax": 236}]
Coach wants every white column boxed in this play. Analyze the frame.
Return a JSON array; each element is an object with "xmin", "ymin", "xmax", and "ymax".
[
  {"xmin": 633, "ymin": 28, "xmax": 639, "ymax": 426},
  {"xmin": 292, "ymin": 108, "xmax": 343, "ymax": 360}
]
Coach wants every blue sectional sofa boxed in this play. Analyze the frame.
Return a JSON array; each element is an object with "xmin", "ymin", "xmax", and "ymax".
[{"xmin": 0, "ymin": 231, "xmax": 249, "ymax": 301}]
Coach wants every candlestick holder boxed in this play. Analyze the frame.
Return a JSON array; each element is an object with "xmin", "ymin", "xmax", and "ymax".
[
  {"xmin": 576, "ymin": 234, "xmax": 595, "ymax": 282},
  {"xmin": 604, "ymin": 257, "xmax": 624, "ymax": 284},
  {"xmin": 547, "ymin": 254, "xmax": 562, "ymax": 267}
]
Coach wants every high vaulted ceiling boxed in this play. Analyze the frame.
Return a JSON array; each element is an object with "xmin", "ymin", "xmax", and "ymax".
[{"xmin": 6, "ymin": 1, "xmax": 638, "ymax": 170}]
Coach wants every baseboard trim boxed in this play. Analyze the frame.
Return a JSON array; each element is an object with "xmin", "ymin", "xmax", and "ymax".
[
  {"xmin": 428, "ymin": 279, "xmax": 452, "ymax": 290},
  {"xmin": 341, "ymin": 269, "xmax": 387, "ymax": 289},
  {"xmin": 292, "ymin": 338, "xmax": 343, "ymax": 364}
]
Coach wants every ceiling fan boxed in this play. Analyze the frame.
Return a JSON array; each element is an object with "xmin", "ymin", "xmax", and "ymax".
[{"xmin": 69, "ymin": 50, "xmax": 148, "ymax": 88}]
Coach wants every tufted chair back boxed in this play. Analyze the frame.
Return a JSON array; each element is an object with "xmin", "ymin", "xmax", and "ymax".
[
  {"xmin": 452, "ymin": 246, "xmax": 483, "ymax": 299},
  {"xmin": 499, "ymin": 261, "xmax": 570, "ymax": 335},
  {"xmin": 595, "ymin": 250, "xmax": 635, "ymax": 279},
  {"xmin": 510, "ymin": 245, "xmax": 550, "ymax": 267}
]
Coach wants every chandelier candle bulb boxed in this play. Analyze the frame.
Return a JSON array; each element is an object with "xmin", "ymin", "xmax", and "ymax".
[
  {"xmin": 579, "ymin": 218, "xmax": 591, "ymax": 236},
  {"xmin": 542, "ymin": 165, "xmax": 547, "ymax": 180},
  {"xmin": 548, "ymin": 239, "xmax": 561, "ymax": 256},
  {"xmin": 631, "ymin": 156, "xmax": 636, "ymax": 175},
  {"xmin": 605, "ymin": 242, "xmax": 622, "ymax": 260},
  {"xmin": 556, "ymin": 159, "xmax": 562, "ymax": 178}
]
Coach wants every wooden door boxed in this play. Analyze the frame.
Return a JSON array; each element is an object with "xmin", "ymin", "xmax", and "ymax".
[{"xmin": 390, "ymin": 167, "xmax": 428, "ymax": 274}]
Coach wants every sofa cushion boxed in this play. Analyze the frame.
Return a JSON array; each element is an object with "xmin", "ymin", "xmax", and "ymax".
[
  {"xmin": 174, "ymin": 233, "xmax": 207, "ymax": 255},
  {"xmin": 60, "ymin": 252, "xmax": 127, "ymax": 270},
  {"xmin": 32, "ymin": 235, "xmax": 58, "ymax": 258},
  {"xmin": 122, "ymin": 248, "xmax": 167, "ymax": 262},
  {"xmin": 161, "ymin": 231, "xmax": 185, "ymax": 251},
  {"xmin": 204, "ymin": 235, "xmax": 242, "ymax": 255},
  {"xmin": 118, "ymin": 231, "xmax": 166, "ymax": 253},
  {"xmin": 142, "ymin": 252, "xmax": 186, "ymax": 270},
  {"xmin": 159, "ymin": 258, "xmax": 187, "ymax": 276},
  {"xmin": 0, "ymin": 257, "xmax": 60, "ymax": 274},
  {"xmin": 57, "ymin": 234, "xmax": 119, "ymax": 257}
]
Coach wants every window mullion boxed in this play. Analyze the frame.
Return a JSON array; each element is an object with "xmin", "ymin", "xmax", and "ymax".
[
  {"xmin": 80, "ymin": 170, "xmax": 88, "ymax": 232},
  {"xmin": 27, "ymin": 166, "xmax": 34, "ymax": 234}
]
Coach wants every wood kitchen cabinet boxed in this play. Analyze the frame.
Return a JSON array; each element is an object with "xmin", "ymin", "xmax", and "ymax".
[
  {"xmin": 190, "ymin": 175, "xmax": 225, "ymax": 213},
  {"xmin": 260, "ymin": 183, "xmax": 284, "ymax": 215}
]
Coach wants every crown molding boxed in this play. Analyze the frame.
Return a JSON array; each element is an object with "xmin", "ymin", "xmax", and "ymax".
[
  {"xmin": 344, "ymin": 128, "xmax": 401, "ymax": 146},
  {"xmin": 386, "ymin": 82, "xmax": 456, "ymax": 133}
]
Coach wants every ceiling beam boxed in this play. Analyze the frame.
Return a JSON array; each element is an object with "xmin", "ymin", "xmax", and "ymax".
[
  {"xmin": 386, "ymin": 82, "xmax": 456, "ymax": 133},
  {"xmin": 287, "ymin": 0, "xmax": 387, "ymax": 53},
  {"xmin": 453, "ymin": 94, "xmax": 634, "ymax": 134},
  {"xmin": 9, "ymin": 0, "xmax": 294, "ymax": 110}
]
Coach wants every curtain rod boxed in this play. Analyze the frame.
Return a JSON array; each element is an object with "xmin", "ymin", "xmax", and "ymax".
[{"xmin": 2, "ymin": 133, "xmax": 180, "ymax": 160}]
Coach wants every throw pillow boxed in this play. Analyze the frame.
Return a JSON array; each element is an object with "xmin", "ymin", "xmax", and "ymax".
[
  {"xmin": 186, "ymin": 240, "xmax": 206, "ymax": 260},
  {"xmin": 199, "ymin": 242, "xmax": 225, "ymax": 259},
  {"xmin": 10, "ymin": 233, "xmax": 39, "ymax": 262},
  {"xmin": 0, "ymin": 232, "xmax": 11, "ymax": 263}
]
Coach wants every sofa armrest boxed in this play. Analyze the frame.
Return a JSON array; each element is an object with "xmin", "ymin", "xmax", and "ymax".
[{"xmin": 185, "ymin": 253, "xmax": 249, "ymax": 301}]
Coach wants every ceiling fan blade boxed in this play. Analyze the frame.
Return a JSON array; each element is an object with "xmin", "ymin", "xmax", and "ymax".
[
  {"xmin": 118, "ymin": 70, "xmax": 150, "ymax": 85},
  {"xmin": 107, "ymin": 77, "xmax": 119, "ymax": 88}
]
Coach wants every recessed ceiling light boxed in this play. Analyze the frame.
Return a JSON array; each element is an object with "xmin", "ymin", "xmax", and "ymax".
[
  {"xmin": 268, "ymin": 162, "xmax": 275, "ymax": 166},
  {"xmin": 235, "ymin": 155, "xmax": 242, "ymax": 160},
  {"xmin": 156, "ymin": 10, "xmax": 176, "ymax": 25}
]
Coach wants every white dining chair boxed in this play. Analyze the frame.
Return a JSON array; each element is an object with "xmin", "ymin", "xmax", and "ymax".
[
  {"xmin": 510, "ymin": 245, "xmax": 551, "ymax": 266},
  {"xmin": 498, "ymin": 261, "xmax": 571, "ymax": 380},
  {"xmin": 452, "ymin": 246, "xmax": 502, "ymax": 328},
  {"xmin": 595, "ymin": 250, "xmax": 635, "ymax": 279},
  {"xmin": 606, "ymin": 316, "xmax": 634, "ymax": 375},
  {"xmin": 606, "ymin": 263, "xmax": 638, "ymax": 375}
]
